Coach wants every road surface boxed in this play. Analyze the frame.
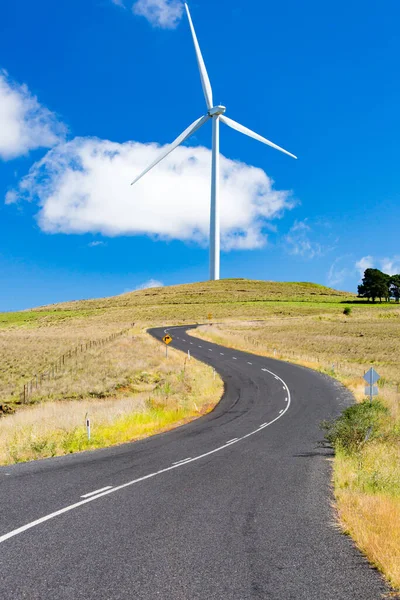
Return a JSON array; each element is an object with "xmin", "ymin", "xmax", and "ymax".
[{"xmin": 0, "ymin": 325, "xmax": 389, "ymax": 599}]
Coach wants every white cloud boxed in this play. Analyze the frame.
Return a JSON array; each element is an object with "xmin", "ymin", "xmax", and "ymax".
[
  {"xmin": 112, "ymin": 0, "xmax": 126, "ymax": 6},
  {"xmin": 381, "ymin": 256, "xmax": 400, "ymax": 276},
  {"xmin": 88, "ymin": 241, "xmax": 106, "ymax": 247},
  {"xmin": 327, "ymin": 256, "xmax": 352, "ymax": 287},
  {"xmin": 135, "ymin": 279, "xmax": 164, "ymax": 290},
  {"xmin": 5, "ymin": 189, "xmax": 18, "ymax": 204},
  {"xmin": 355, "ymin": 255, "xmax": 374, "ymax": 277},
  {"xmin": 284, "ymin": 219, "xmax": 323, "ymax": 259},
  {"xmin": 0, "ymin": 70, "xmax": 66, "ymax": 161},
  {"xmin": 9, "ymin": 136, "xmax": 295, "ymax": 251},
  {"xmin": 355, "ymin": 255, "xmax": 400, "ymax": 277},
  {"xmin": 132, "ymin": 0, "xmax": 183, "ymax": 28}
]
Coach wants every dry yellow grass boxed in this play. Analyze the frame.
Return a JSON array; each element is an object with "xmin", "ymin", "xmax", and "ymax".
[
  {"xmin": 191, "ymin": 308, "xmax": 400, "ymax": 385},
  {"xmin": 0, "ymin": 332, "xmax": 222, "ymax": 464},
  {"xmin": 336, "ymin": 488, "xmax": 400, "ymax": 589},
  {"xmin": 0, "ymin": 311, "xmax": 134, "ymax": 401}
]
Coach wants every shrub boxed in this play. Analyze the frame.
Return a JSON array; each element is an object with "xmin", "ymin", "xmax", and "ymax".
[
  {"xmin": 343, "ymin": 306, "xmax": 352, "ymax": 316},
  {"xmin": 321, "ymin": 399, "xmax": 388, "ymax": 453}
]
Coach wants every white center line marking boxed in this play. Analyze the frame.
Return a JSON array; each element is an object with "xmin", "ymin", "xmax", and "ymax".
[
  {"xmin": 261, "ymin": 368, "xmax": 268, "ymax": 371},
  {"xmin": 81, "ymin": 486, "xmax": 112, "ymax": 499},
  {"xmin": 173, "ymin": 457, "xmax": 192, "ymax": 465},
  {"xmin": 247, "ymin": 362, "xmax": 252, "ymax": 365},
  {"xmin": 226, "ymin": 438, "xmax": 238, "ymax": 444},
  {"xmin": 232, "ymin": 357, "xmax": 237, "ymax": 360},
  {"xmin": 190, "ymin": 342, "xmax": 193, "ymax": 344},
  {"xmin": 0, "ymin": 365, "xmax": 291, "ymax": 545},
  {"xmin": 220, "ymin": 352, "xmax": 224, "ymax": 355},
  {"xmin": 198, "ymin": 345, "xmax": 202, "ymax": 347},
  {"xmin": 279, "ymin": 409, "xmax": 283, "ymax": 414},
  {"xmin": 260, "ymin": 422, "xmax": 268, "ymax": 427},
  {"xmin": 285, "ymin": 398, "xmax": 288, "ymax": 402},
  {"xmin": 209, "ymin": 349, "xmax": 212, "ymax": 351}
]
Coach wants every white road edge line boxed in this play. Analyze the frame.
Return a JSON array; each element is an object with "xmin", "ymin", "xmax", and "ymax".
[
  {"xmin": 173, "ymin": 458, "xmax": 192, "ymax": 465},
  {"xmin": 0, "ymin": 343, "xmax": 291, "ymax": 546},
  {"xmin": 81, "ymin": 486, "xmax": 113, "ymax": 499},
  {"xmin": 226, "ymin": 438, "xmax": 238, "ymax": 444}
]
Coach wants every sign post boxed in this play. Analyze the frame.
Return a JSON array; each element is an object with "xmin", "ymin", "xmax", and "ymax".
[
  {"xmin": 363, "ymin": 367, "xmax": 380, "ymax": 402},
  {"xmin": 163, "ymin": 334, "xmax": 173, "ymax": 358}
]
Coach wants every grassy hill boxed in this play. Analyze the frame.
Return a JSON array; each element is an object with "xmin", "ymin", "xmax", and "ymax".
[{"xmin": 34, "ymin": 279, "xmax": 354, "ymax": 311}]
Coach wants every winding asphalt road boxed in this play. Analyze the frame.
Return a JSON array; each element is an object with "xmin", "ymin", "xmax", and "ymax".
[{"xmin": 0, "ymin": 325, "xmax": 389, "ymax": 599}]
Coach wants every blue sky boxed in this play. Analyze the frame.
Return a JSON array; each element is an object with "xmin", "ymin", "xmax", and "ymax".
[{"xmin": 1, "ymin": 0, "xmax": 399, "ymax": 311}]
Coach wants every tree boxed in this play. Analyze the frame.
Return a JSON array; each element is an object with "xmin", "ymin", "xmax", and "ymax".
[
  {"xmin": 358, "ymin": 268, "xmax": 391, "ymax": 302},
  {"xmin": 390, "ymin": 274, "xmax": 400, "ymax": 302},
  {"xmin": 357, "ymin": 283, "xmax": 366, "ymax": 299}
]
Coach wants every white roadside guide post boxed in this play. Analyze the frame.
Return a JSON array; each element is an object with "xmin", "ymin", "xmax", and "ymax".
[
  {"xmin": 363, "ymin": 367, "xmax": 380, "ymax": 403},
  {"xmin": 85, "ymin": 414, "xmax": 91, "ymax": 441}
]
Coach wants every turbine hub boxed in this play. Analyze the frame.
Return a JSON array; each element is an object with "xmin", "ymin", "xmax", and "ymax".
[{"xmin": 208, "ymin": 105, "xmax": 226, "ymax": 116}]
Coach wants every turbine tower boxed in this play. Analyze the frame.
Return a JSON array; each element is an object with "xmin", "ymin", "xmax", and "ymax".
[{"xmin": 131, "ymin": 3, "xmax": 297, "ymax": 281}]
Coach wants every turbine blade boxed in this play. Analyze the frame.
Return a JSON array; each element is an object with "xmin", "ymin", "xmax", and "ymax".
[
  {"xmin": 131, "ymin": 114, "xmax": 210, "ymax": 186},
  {"xmin": 220, "ymin": 115, "xmax": 297, "ymax": 159},
  {"xmin": 184, "ymin": 3, "xmax": 213, "ymax": 110}
]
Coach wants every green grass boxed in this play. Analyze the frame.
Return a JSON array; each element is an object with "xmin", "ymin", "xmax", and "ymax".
[
  {"xmin": 0, "ymin": 309, "xmax": 100, "ymax": 329},
  {"xmin": 6, "ymin": 406, "xmax": 198, "ymax": 463}
]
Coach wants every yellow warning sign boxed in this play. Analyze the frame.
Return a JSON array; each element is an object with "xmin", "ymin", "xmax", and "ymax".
[{"xmin": 163, "ymin": 334, "xmax": 172, "ymax": 345}]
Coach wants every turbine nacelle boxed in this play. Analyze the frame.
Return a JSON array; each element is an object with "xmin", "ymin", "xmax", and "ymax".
[{"xmin": 208, "ymin": 105, "xmax": 226, "ymax": 117}]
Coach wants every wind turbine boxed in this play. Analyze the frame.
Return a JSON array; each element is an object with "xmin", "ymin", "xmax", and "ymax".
[{"xmin": 131, "ymin": 2, "xmax": 297, "ymax": 281}]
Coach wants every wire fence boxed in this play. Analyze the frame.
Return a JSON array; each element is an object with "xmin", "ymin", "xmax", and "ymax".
[
  {"xmin": 19, "ymin": 324, "xmax": 134, "ymax": 404},
  {"xmin": 241, "ymin": 333, "xmax": 400, "ymax": 396}
]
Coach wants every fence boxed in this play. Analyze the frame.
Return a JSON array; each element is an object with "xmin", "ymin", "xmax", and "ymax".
[
  {"xmin": 240, "ymin": 332, "xmax": 400, "ymax": 395},
  {"xmin": 20, "ymin": 324, "xmax": 134, "ymax": 404}
]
